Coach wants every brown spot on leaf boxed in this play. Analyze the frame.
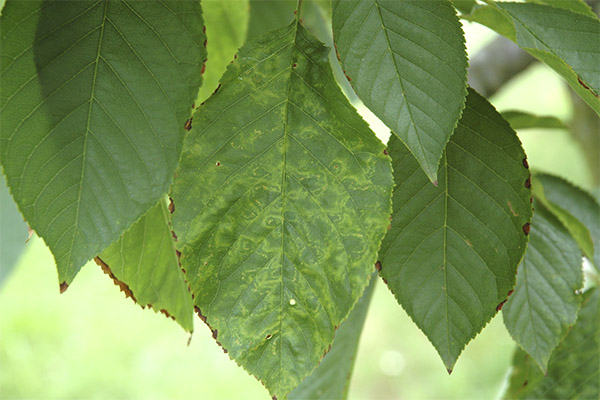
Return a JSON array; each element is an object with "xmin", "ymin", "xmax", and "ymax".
[
  {"xmin": 59, "ymin": 281, "xmax": 69, "ymax": 294},
  {"xmin": 202, "ymin": 25, "xmax": 206, "ymax": 34},
  {"xmin": 213, "ymin": 83, "xmax": 221, "ymax": 94},
  {"xmin": 496, "ymin": 299, "xmax": 508, "ymax": 311},
  {"xmin": 523, "ymin": 380, "xmax": 528, "ymax": 387},
  {"xmin": 265, "ymin": 334, "xmax": 272, "ymax": 340},
  {"xmin": 375, "ymin": 261, "xmax": 382, "ymax": 272},
  {"xmin": 26, "ymin": 226, "xmax": 34, "ymax": 243},
  {"xmin": 508, "ymin": 201, "xmax": 519, "ymax": 217},
  {"xmin": 344, "ymin": 71, "xmax": 352, "ymax": 82},
  {"xmin": 522, "ymin": 158, "xmax": 529, "ymax": 169},
  {"xmin": 160, "ymin": 308, "xmax": 175, "ymax": 321},
  {"xmin": 433, "ymin": 180, "xmax": 439, "ymax": 187},
  {"xmin": 523, "ymin": 223, "xmax": 531, "ymax": 235},
  {"xmin": 94, "ymin": 257, "xmax": 137, "ymax": 302},
  {"xmin": 201, "ymin": 63, "xmax": 206, "ymax": 75},
  {"xmin": 184, "ymin": 118, "xmax": 193, "ymax": 131},
  {"xmin": 292, "ymin": 63, "xmax": 297, "ymax": 68},
  {"xmin": 507, "ymin": 289, "xmax": 514, "ymax": 297},
  {"xmin": 203, "ymin": 39, "xmax": 207, "ymax": 47},
  {"xmin": 216, "ymin": 161, "xmax": 221, "ymax": 167},
  {"xmin": 382, "ymin": 277, "xmax": 388, "ymax": 285},
  {"xmin": 176, "ymin": 249, "xmax": 182, "ymax": 258},
  {"xmin": 171, "ymin": 230, "xmax": 178, "ymax": 241},
  {"xmin": 524, "ymin": 176, "xmax": 531, "ymax": 189},
  {"xmin": 168, "ymin": 197, "xmax": 175, "ymax": 213},
  {"xmin": 465, "ymin": 239, "xmax": 472, "ymax": 247},
  {"xmin": 447, "ymin": 369, "xmax": 453, "ymax": 375},
  {"xmin": 383, "ymin": 149, "xmax": 388, "ymax": 156}
]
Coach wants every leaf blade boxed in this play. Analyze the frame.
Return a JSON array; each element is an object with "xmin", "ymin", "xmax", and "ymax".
[{"xmin": 332, "ymin": 0, "xmax": 468, "ymax": 182}]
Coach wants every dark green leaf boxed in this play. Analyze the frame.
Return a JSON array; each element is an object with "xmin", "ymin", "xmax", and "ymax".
[
  {"xmin": 172, "ymin": 21, "xmax": 393, "ymax": 398},
  {"xmin": 288, "ymin": 273, "xmax": 377, "ymax": 400},
  {"xmin": 502, "ymin": 202, "xmax": 583, "ymax": 372},
  {"xmin": 97, "ymin": 198, "xmax": 193, "ymax": 332},
  {"xmin": 379, "ymin": 89, "xmax": 532, "ymax": 370},
  {"xmin": 332, "ymin": 0, "xmax": 468, "ymax": 182},
  {"xmin": 534, "ymin": 173, "xmax": 600, "ymax": 270},
  {"xmin": 504, "ymin": 288, "xmax": 599, "ymax": 399},
  {"xmin": 196, "ymin": 0, "xmax": 249, "ymax": 104},
  {"xmin": 0, "ymin": 174, "xmax": 29, "ymax": 286},
  {"xmin": 501, "ymin": 110, "xmax": 567, "ymax": 130},
  {"xmin": 0, "ymin": 0, "xmax": 206, "ymax": 285}
]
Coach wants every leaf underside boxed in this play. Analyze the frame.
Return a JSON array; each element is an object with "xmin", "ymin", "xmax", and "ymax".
[
  {"xmin": 379, "ymin": 89, "xmax": 532, "ymax": 370},
  {"xmin": 502, "ymin": 203, "xmax": 583, "ymax": 372},
  {"xmin": 98, "ymin": 198, "xmax": 194, "ymax": 332},
  {"xmin": 504, "ymin": 288, "xmax": 599, "ymax": 400},
  {"xmin": 172, "ymin": 21, "xmax": 393, "ymax": 398},
  {"xmin": 0, "ymin": 0, "xmax": 205, "ymax": 284},
  {"xmin": 332, "ymin": 0, "xmax": 468, "ymax": 182}
]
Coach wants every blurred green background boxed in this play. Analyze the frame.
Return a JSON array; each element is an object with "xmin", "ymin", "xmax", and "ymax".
[{"xmin": 0, "ymin": 18, "xmax": 595, "ymax": 400}]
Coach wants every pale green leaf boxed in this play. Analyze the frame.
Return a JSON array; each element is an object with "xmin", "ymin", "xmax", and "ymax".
[
  {"xmin": 534, "ymin": 173, "xmax": 600, "ymax": 270},
  {"xmin": 502, "ymin": 202, "xmax": 583, "ymax": 373},
  {"xmin": 524, "ymin": 0, "xmax": 597, "ymax": 18},
  {"xmin": 288, "ymin": 273, "xmax": 377, "ymax": 400},
  {"xmin": 171, "ymin": 21, "xmax": 393, "ymax": 398},
  {"xmin": 196, "ymin": 0, "xmax": 249, "ymax": 104},
  {"xmin": 503, "ymin": 288, "xmax": 599, "ymax": 400},
  {"xmin": 501, "ymin": 110, "xmax": 567, "ymax": 130},
  {"xmin": 246, "ymin": 0, "xmax": 296, "ymax": 40},
  {"xmin": 0, "ymin": 0, "xmax": 206, "ymax": 285},
  {"xmin": 96, "ymin": 198, "xmax": 193, "ymax": 332},
  {"xmin": 470, "ymin": 2, "xmax": 600, "ymax": 114},
  {"xmin": 0, "ymin": 173, "xmax": 29, "ymax": 286},
  {"xmin": 379, "ymin": 89, "xmax": 532, "ymax": 370},
  {"xmin": 332, "ymin": 0, "xmax": 468, "ymax": 183}
]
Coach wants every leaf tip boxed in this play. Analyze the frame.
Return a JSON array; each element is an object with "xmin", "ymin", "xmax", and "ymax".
[{"xmin": 59, "ymin": 281, "xmax": 69, "ymax": 294}]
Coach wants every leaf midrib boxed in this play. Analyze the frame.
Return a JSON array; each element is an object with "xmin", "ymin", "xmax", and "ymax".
[{"xmin": 67, "ymin": 0, "xmax": 108, "ymax": 277}]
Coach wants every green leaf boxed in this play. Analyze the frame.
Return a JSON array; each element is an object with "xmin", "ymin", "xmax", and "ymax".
[
  {"xmin": 503, "ymin": 288, "xmax": 599, "ymax": 400},
  {"xmin": 534, "ymin": 173, "xmax": 600, "ymax": 270},
  {"xmin": 246, "ymin": 0, "xmax": 296, "ymax": 40},
  {"xmin": 471, "ymin": 2, "xmax": 600, "ymax": 114},
  {"xmin": 379, "ymin": 88, "xmax": 532, "ymax": 371},
  {"xmin": 452, "ymin": 0, "xmax": 479, "ymax": 15},
  {"xmin": 196, "ymin": 0, "xmax": 249, "ymax": 104},
  {"xmin": 524, "ymin": 0, "xmax": 597, "ymax": 18},
  {"xmin": 171, "ymin": 21, "xmax": 393, "ymax": 398},
  {"xmin": 502, "ymin": 202, "xmax": 583, "ymax": 373},
  {"xmin": 332, "ymin": 0, "xmax": 468, "ymax": 183},
  {"xmin": 0, "ymin": 174, "xmax": 29, "ymax": 286},
  {"xmin": 0, "ymin": 0, "xmax": 206, "ymax": 285},
  {"xmin": 501, "ymin": 110, "xmax": 567, "ymax": 130},
  {"xmin": 288, "ymin": 273, "xmax": 377, "ymax": 400},
  {"xmin": 96, "ymin": 198, "xmax": 193, "ymax": 332}
]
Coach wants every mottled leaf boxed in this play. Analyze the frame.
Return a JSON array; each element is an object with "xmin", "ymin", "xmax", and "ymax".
[
  {"xmin": 97, "ymin": 198, "xmax": 193, "ymax": 332},
  {"xmin": 332, "ymin": 0, "xmax": 468, "ymax": 182},
  {"xmin": 0, "ymin": 0, "xmax": 205, "ymax": 285},
  {"xmin": 534, "ymin": 173, "xmax": 600, "ymax": 270},
  {"xmin": 196, "ymin": 0, "xmax": 249, "ymax": 104},
  {"xmin": 379, "ymin": 89, "xmax": 532, "ymax": 370},
  {"xmin": 503, "ymin": 202, "xmax": 583, "ymax": 372},
  {"xmin": 171, "ymin": 21, "xmax": 393, "ymax": 398},
  {"xmin": 501, "ymin": 110, "xmax": 567, "ymax": 130},
  {"xmin": 0, "ymin": 174, "xmax": 29, "ymax": 286},
  {"xmin": 504, "ymin": 288, "xmax": 599, "ymax": 400},
  {"xmin": 288, "ymin": 273, "xmax": 377, "ymax": 400}
]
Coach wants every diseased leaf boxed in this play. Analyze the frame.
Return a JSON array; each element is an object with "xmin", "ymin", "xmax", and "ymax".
[
  {"xmin": 96, "ymin": 198, "xmax": 193, "ymax": 332},
  {"xmin": 379, "ymin": 89, "xmax": 532, "ymax": 370},
  {"xmin": 502, "ymin": 202, "xmax": 583, "ymax": 373},
  {"xmin": 171, "ymin": 21, "xmax": 393, "ymax": 398},
  {"xmin": 524, "ymin": 0, "xmax": 597, "ymax": 18},
  {"xmin": 501, "ymin": 110, "xmax": 567, "ymax": 130},
  {"xmin": 196, "ymin": 0, "xmax": 249, "ymax": 104},
  {"xmin": 534, "ymin": 173, "xmax": 600, "ymax": 270},
  {"xmin": 0, "ymin": 0, "xmax": 206, "ymax": 285},
  {"xmin": 332, "ymin": 0, "xmax": 468, "ymax": 182},
  {"xmin": 246, "ymin": 0, "xmax": 296, "ymax": 40},
  {"xmin": 503, "ymin": 288, "xmax": 599, "ymax": 400},
  {"xmin": 470, "ymin": 2, "xmax": 600, "ymax": 114},
  {"xmin": 0, "ymin": 173, "xmax": 29, "ymax": 286},
  {"xmin": 288, "ymin": 273, "xmax": 377, "ymax": 400}
]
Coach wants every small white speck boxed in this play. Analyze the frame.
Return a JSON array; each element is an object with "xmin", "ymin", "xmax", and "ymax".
[{"xmin": 289, "ymin": 299, "xmax": 296, "ymax": 306}]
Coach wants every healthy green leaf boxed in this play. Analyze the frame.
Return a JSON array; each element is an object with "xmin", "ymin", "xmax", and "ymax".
[
  {"xmin": 246, "ymin": 0, "xmax": 296, "ymax": 40},
  {"xmin": 503, "ymin": 288, "xmax": 599, "ymax": 400},
  {"xmin": 502, "ymin": 202, "xmax": 583, "ymax": 373},
  {"xmin": 452, "ymin": 0, "xmax": 479, "ymax": 15},
  {"xmin": 0, "ymin": 174, "xmax": 29, "ymax": 286},
  {"xmin": 501, "ymin": 110, "xmax": 567, "ymax": 130},
  {"xmin": 524, "ymin": 0, "xmax": 597, "ymax": 18},
  {"xmin": 171, "ymin": 21, "xmax": 393, "ymax": 398},
  {"xmin": 470, "ymin": 2, "xmax": 600, "ymax": 114},
  {"xmin": 288, "ymin": 273, "xmax": 377, "ymax": 400},
  {"xmin": 534, "ymin": 173, "xmax": 600, "ymax": 270},
  {"xmin": 96, "ymin": 198, "xmax": 193, "ymax": 332},
  {"xmin": 0, "ymin": 0, "xmax": 206, "ymax": 286},
  {"xmin": 196, "ymin": 0, "xmax": 249, "ymax": 104},
  {"xmin": 379, "ymin": 88, "xmax": 532, "ymax": 371},
  {"xmin": 332, "ymin": 0, "xmax": 468, "ymax": 183}
]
